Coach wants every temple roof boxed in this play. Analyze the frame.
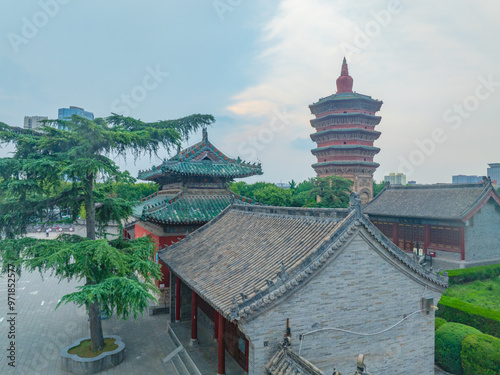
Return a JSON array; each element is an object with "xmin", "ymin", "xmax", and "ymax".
[
  {"xmin": 161, "ymin": 203, "xmax": 447, "ymax": 322},
  {"xmin": 135, "ymin": 190, "xmax": 258, "ymax": 224},
  {"xmin": 363, "ymin": 180, "xmax": 500, "ymax": 221},
  {"xmin": 266, "ymin": 345, "xmax": 324, "ymax": 375},
  {"xmin": 137, "ymin": 129, "xmax": 262, "ymax": 181}
]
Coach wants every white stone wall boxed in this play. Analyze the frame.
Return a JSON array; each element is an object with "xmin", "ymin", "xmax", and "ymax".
[{"xmin": 240, "ymin": 229, "xmax": 442, "ymax": 375}]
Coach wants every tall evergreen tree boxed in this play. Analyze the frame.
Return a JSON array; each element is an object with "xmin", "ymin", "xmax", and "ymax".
[{"xmin": 0, "ymin": 113, "xmax": 214, "ymax": 351}]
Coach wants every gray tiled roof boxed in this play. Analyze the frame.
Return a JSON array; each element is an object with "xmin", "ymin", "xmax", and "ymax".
[
  {"xmin": 161, "ymin": 204, "xmax": 447, "ymax": 321},
  {"xmin": 363, "ymin": 181, "xmax": 497, "ymax": 220},
  {"xmin": 266, "ymin": 345, "xmax": 324, "ymax": 375}
]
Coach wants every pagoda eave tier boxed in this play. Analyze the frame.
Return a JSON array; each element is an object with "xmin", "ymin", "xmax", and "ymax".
[
  {"xmin": 138, "ymin": 162, "xmax": 262, "ymax": 181},
  {"xmin": 311, "ymin": 145, "xmax": 380, "ymax": 157},
  {"xmin": 310, "ymin": 128, "xmax": 381, "ymax": 143},
  {"xmin": 310, "ymin": 113, "xmax": 381, "ymax": 129},
  {"xmin": 309, "ymin": 93, "xmax": 383, "ymax": 116},
  {"xmin": 312, "ymin": 161, "xmax": 379, "ymax": 169}
]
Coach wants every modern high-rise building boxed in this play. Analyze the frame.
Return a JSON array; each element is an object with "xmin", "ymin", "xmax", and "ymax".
[
  {"xmin": 57, "ymin": 106, "xmax": 94, "ymax": 130},
  {"xmin": 58, "ymin": 106, "xmax": 94, "ymax": 121},
  {"xmin": 384, "ymin": 173, "xmax": 406, "ymax": 185},
  {"xmin": 487, "ymin": 163, "xmax": 500, "ymax": 187},
  {"xmin": 24, "ymin": 116, "xmax": 48, "ymax": 129},
  {"xmin": 309, "ymin": 58, "xmax": 383, "ymax": 204}
]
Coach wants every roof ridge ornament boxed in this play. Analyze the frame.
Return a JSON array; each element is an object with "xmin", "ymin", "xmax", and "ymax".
[
  {"xmin": 349, "ymin": 192, "xmax": 362, "ymax": 219},
  {"xmin": 202, "ymin": 127, "xmax": 208, "ymax": 142},
  {"xmin": 277, "ymin": 262, "xmax": 289, "ymax": 281}
]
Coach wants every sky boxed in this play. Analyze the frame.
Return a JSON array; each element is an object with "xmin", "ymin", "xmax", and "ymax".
[{"xmin": 0, "ymin": 0, "xmax": 499, "ymax": 185}]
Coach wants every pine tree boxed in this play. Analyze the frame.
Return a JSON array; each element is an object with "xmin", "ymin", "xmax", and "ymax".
[{"xmin": 0, "ymin": 113, "xmax": 214, "ymax": 351}]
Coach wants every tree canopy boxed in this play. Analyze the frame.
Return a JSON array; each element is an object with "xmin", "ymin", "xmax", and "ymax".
[
  {"xmin": 0, "ymin": 113, "xmax": 214, "ymax": 351},
  {"xmin": 230, "ymin": 175, "xmax": 353, "ymax": 208}
]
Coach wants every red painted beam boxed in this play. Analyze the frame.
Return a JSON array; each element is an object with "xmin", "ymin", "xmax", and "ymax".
[
  {"xmin": 175, "ymin": 277, "xmax": 181, "ymax": 322},
  {"xmin": 424, "ymin": 224, "xmax": 430, "ymax": 254},
  {"xmin": 191, "ymin": 291, "xmax": 197, "ymax": 342},
  {"xmin": 460, "ymin": 228, "xmax": 465, "ymax": 261},
  {"xmin": 392, "ymin": 222, "xmax": 399, "ymax": 246},
  {"xmin": 217, "ymin": 313, "xmax": 225, "ymax": 375}
]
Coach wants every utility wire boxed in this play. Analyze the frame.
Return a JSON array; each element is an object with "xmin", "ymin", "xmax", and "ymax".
[{"xmin": 298, "ymin": 309, "xmax": 425, "ymax": 355}]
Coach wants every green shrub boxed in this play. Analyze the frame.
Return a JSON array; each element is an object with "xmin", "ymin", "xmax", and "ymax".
[
  {"xmin": 437, "ymin": 296, "xmax": 500, "ymax": 338},
  {"xmin": 435, "ymin": 323, "xmax": 482, "ymax": 375},
  {"xmin": 461, "ymin": 333, "xmax": 500, "ymax": 375},
  {"xmin": 447, "ymin": 264, "xmax": 500, "ymax": 285},
  {"xmin": 435, "ymin": 317, "xmax": 447, "ymax": 331}
]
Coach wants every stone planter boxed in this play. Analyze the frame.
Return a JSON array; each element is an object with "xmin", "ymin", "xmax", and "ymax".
[{"xmin": 61, "ymin": 335, "xmax": 125, "ymax": 375}]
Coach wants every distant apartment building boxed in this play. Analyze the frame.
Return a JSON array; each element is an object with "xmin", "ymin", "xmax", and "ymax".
[
  {"xmin": 384, "ymin": 173, "xmax": 406, "ymax": 185},
  {"xmin": 487, "ymin": 163, "xmax": 500, "ymax": 187},
  {"xmin": 24, "ymin": 116, "xmax": 48, "ymax": 130},
  {"xmin": 452, "ymin": 175, "xmax": 482, "ymax": 184}
]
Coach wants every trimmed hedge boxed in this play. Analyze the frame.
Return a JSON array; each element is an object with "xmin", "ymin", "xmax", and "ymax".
[
  {"xmin": 437, "ymin": 295, "xmax": 500, "ymax": 338},
  {"xmin": 435, "ymin": 317, "xmax": 447, "ymax": 331},
  {"xmin": 447, "ymin": 264, "xmax": 500, "ymax": 285},
  {"xmin": 461, "ymin": 333, "xmax": 500, "ymax": 375},
  {"xmin": 435, "ymin": 323, "xmax": 481, "ymax": 375}
]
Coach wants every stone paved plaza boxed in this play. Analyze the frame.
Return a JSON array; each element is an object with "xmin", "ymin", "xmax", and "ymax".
[{"xmin": 0, "ymin": 268, "xmax": 177, "ymax": 375}]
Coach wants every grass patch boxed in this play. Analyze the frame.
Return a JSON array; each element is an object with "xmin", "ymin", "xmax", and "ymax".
[
  {"xmin": 444, "ymin": 278, "xmax": 500, "ymax": 313},
  {"xmin": 68, "ymin": 338, "xmax": 118, "ymax": 358}
]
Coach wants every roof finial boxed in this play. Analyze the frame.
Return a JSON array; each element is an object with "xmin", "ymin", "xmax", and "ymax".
[
  {"xmin": 202, "ymin": 127, "xmax": 208, "ymax": 142},
  {"xmin": 336, "ymin": 58, "xmax": 353, "ymax": 94},
  {"xmin": 349, "ymin": 192, "xmax": 362, "ymax": 218}
]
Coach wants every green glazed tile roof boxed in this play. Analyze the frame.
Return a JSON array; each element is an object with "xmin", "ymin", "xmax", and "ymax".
[
  {"xmin": 310, "ymin": 92, "xmax": 383, "ymax": 105},
  {"xmin": 312, "ymin": 128, "xmax": 381, "ymax": 136},
  {"xmin": 312, "ymin": 161, "xmax": 379, "ymax": 167},
  {"xmin": 310, "ymin": 112, "xmax": 382, "ymax": 126},
  {"xmin": 138, "ymin": 129, "xmax": 262, "ymax": 181},
  {"xmin": 139, "ymin": 191, "xmax": 259, "ymax": 224},
  {"xmin": 311, "ymin": 145, "xmax": 380, "ymax": 153}
]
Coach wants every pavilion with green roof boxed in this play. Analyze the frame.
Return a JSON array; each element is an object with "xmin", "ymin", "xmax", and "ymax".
[{"xmin": 129, "ymin": 128, "xmax": 262, "ymax": 288}]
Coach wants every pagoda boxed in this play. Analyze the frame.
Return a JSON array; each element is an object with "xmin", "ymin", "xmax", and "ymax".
[
  {"xmin": 309, "ymin": 58, "xmax": 383, "ymax": 204},
  {"xmin": 130, "ymin": 128, "xmax": 262, "ymax": 287}
]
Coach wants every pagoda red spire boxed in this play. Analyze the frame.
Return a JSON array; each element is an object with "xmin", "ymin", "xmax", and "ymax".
[{"xmin": 336, "ymin": 57, "xmax": 353, "ymax": 93}]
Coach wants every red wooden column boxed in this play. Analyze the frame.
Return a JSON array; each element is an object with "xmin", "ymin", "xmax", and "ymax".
[
  {"xmin": 460, "ymin": 228, "xmax": 465, "ymax": 261},
  {"xmin": 175, "ymin": 276, "xmax": 181, "ymax": 322},
  {"xmin": 217, "ymin": 313, "xmax": 225, "ymax": 375},
  {"xmin": 424, "ymin": 224, "xmax": 430, "ymax": 254},
  {"xmin": 214, "ymin": 311, "xmax": 219, "ymax": 341},
  {"xmin": 392, "ymin": 222, "xmax": 399, "ymax": 246},
  {"xmin": 191, "ymin": 291, "xmax": 198, "ymax": 344}
]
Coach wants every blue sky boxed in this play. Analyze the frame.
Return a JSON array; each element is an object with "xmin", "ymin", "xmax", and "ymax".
[{"xmin": 1, "ymin": 0, "xmax": 499, "ymax": 184}]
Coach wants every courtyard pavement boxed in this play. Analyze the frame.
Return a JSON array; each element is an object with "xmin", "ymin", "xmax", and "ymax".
[{"xmin": 0, "ymin": 268, "xmax": 177, "ymax": 375}]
